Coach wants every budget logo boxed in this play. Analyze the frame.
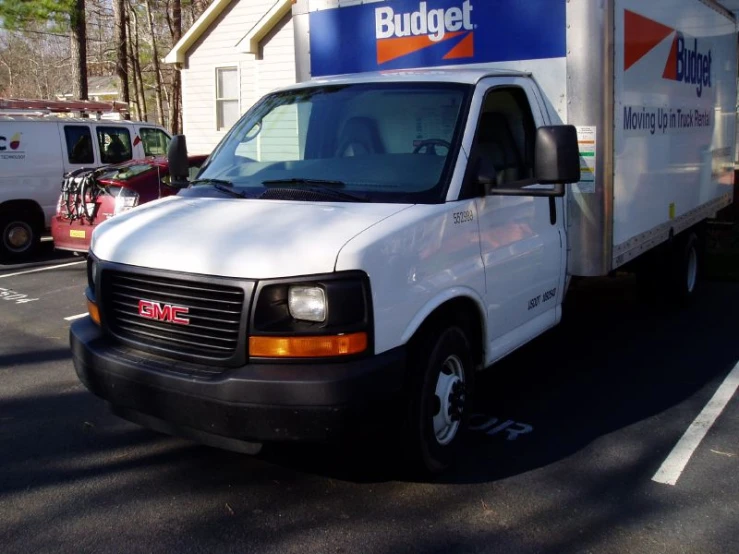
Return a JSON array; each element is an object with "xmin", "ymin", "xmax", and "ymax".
[
  {"xmin": 624, "ymin": 10, "xmax": 712, "ymax": 98},
  {"xmin": 375, "ymin": 0, "xmax": 475, "ymax": 65}
]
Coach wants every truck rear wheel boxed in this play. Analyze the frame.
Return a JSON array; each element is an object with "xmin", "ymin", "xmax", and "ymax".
[
  {"xmin": 668, "ymin": 231, "xmax": 702, "ymax": 303},
  {"xmin": 404, "ymin": 325, "xmax": 474, "ymax": 475},
  {"xmin": 0, "ymin": 210, "xmax": 41, "ymax": 262},
  {"xmin": 636, "ymin": 229, "xmax": 702, "ymax": 306}
]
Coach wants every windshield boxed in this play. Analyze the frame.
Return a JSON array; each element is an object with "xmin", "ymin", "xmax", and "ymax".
[
  {"xmin": 97, "ymin": 163, "xmax": 156, "ymax": 181},
  {"xmin": 195, "ymin": 82, "xmax": 472, "ymax": 203}
]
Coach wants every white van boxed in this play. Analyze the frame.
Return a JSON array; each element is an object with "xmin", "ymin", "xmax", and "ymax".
[{"xmin": 0, "ymin": 117, "xmax": 171, "ymax": 260}]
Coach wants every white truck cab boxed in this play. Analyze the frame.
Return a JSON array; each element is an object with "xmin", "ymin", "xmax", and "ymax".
[{"xmin": 70, "ymin": 0, "xmax": 737, "ymax": 473}]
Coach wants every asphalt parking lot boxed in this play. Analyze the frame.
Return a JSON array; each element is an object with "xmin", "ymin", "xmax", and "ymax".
[{"xmin": 1, "ymin": 243, "xmax": 738, "ymax": 554}]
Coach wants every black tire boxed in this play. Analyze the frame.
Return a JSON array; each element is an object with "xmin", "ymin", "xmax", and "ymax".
[
  {"xmin": 404, "ymin": 325, "xmax": 474, "ymax": 475},
  {"xmin": 669, "ymin": 231, "xmax": 701, "ymax": 303},
  {"xmin": 0, "ymin": 210, "xmax": 41, "ymax": 262},
  {"xmin": 636, "ymin": 230, "xmax": 702, "ymax": 306}
]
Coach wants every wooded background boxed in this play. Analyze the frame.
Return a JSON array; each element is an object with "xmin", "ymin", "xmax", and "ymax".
[{"xmin": 0, "ymin": 0, "xmax": 215, "ymax": 132}]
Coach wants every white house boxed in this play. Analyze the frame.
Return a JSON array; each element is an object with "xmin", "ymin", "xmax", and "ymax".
[{"xmin": 164, "ymin": 0, "xmax": 297, "ymax": 155}]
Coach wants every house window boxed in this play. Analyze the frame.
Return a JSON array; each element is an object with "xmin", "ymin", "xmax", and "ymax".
[{"xmin": 216, "ymin": 67, "xmax": 239, "ymax": 131}]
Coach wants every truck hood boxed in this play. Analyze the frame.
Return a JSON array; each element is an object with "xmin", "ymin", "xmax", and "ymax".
[{"xmin": 91, "ymin": 196, "xmax": 411, "ymax": 279}]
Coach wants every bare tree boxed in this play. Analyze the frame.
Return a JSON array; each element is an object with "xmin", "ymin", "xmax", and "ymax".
[
  {"xmin": 0, "ymin": 0, "xmax": 88, "ymax": 100},
  {"xmin": 0, "ymin": 0, "xmax": 214, "ymax": 130},
  {"xmin": 126, "ymin": 5, "xmax": 141, "ymax": 118},
  {"xmin": 0, "ymin": 29, "xmax": 72, "ymax": 99},
  {"xmin": 128, "ymin": 1, "xmax": 148, "ymax": 121},
  {"xmin": 114, "ymin": 0, "xmax": 131, "ymax": 118},
  {"xmin": 71, "ymin": 0, "xmax": 88, "ymax": 99},
  {"xmin": 170, "ymin": 0, "xmax": 183, "ymax": 134},
  {"xmin": 143, "ymin": 0, "xmax": 166, "ymax": 126}
]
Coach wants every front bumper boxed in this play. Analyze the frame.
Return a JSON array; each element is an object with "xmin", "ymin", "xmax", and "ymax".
[{"xmin": 70, "ymin": 318, "xmax": 406, "ymax": 445}]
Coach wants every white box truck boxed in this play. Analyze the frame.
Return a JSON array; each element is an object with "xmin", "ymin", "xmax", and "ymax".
[
  {"xmin": 71, "ymin": 0, "xmax": 737, "ymax": 473},
  {"xmin": 0, "ymin": 106, "xmax": 171, "ymax": 260}
]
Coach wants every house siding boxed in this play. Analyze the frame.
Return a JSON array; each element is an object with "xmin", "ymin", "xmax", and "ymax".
[{"xmin": 181, "ymin": 0, "xmax": 297, "ymax": 155}]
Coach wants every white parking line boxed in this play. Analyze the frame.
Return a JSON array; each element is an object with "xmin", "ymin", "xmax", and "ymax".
[
  {"xmin": 652, "ymin": 361, "xmax": 739, "ymax": 486},
  {"xmin": 0, "ymin": 260, "xmax": 85, "ymax": 279},
  {"xmin": 64, "ymin": 313, "xmax": 88, "ymax": 321}
]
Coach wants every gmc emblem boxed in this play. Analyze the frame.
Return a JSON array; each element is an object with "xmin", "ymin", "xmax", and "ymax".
[{"xmin": 138, "ymin": 300, "xmax": 190, "ymax": 325}]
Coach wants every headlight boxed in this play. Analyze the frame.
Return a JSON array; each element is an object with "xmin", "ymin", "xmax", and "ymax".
[
  {"xmin": 252, "ymin": 272, "xmax": 370, "ymax": 338},
  {"xmin": 250, "ymin": 273, "xmax": 372, "ymax": 359},
  {"xmin": 87, "ymin": 255, "xmax": 99, "ymax": 292},
  {"xmin": 288, "ymin": 286, "xmax": 326, "ymax": 322}
]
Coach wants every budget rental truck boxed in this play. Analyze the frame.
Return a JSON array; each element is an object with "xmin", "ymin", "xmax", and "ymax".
[{"xmin": 71, "ymin": 0, "xmax": 737, "ymax": 473}]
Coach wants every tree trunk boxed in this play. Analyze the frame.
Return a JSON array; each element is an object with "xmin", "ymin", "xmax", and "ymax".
[
  {"xmin": 126, "ymin": 5, "xmax": 142, "ymax": 120},
  {"xmin": 42, "ymin": 55, "xmax": 50, "ymax": 98},
  {"xmin": 114, "ymin": 0, "xmax": 131, "ymax": 119},
  {"xmin": 171, "ymin": 0, "xmax": 182, "ymax": 134},
  {"xmin": 71, "ymin": 0, "xmax": 88, "ymax": 100},
  {"xmin": 0, "ymin": 58, "xmax": 14, "ymax": 96},
  {"xmin": 143, "ymin": 0, "xmax": 165, "ymax": 127},
  {"xmin": 31, "ymin": 60, "xmax": 42, "ymax": 98},
  {"xmin": 128, "ymin": 3, "xmax": 148, "ymax": 121}
]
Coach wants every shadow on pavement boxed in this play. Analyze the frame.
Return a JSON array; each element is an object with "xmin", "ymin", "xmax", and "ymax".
[
  {"xmin": 0, "ymin": 241, "xmax": 77, "ymax": 272},
  {"xmin": 1, "ymin": 278, "xmax": 737, "ymax": 553},
  {"xmin": 248, "ymin": 277, "xmax": 739, "ymax": 485}
]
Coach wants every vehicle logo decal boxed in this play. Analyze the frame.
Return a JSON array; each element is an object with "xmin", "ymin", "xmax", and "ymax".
[
  {"xmin": 375, "ymin": 1, "xmax": 475, "ymax": 65},
  {"xmin": 624, "ymin": 10, "xmax": 712, "ymax": 98},
  {"xmin": 138, "ymin": 299, "xmax": 190, "ymax": 325}
]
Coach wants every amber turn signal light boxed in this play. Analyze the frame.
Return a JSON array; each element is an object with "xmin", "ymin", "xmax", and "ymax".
[
  {"xmin": 87, "ymin": 299, "xmax": 101, "ymax": 326},
  {"xmin": 249, "ymin": 332, "xmax": 367, "ymax": 358}
]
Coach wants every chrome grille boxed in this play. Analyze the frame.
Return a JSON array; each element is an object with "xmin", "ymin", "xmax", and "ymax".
[{"xmin": 102, "ymin": 270, "xmax": 245, "ymax": 359}]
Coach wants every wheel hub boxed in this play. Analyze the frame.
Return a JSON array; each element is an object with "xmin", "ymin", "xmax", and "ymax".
[
  {"xmin": 432, "ymin": 354, "xmax": 467, "ymax": 446},
  {"xmin": 448, "ymin": 381, "xmax": 466, "ymax": 422},
  {"xmin": 5, "ymin": 223, "xmax": 31, "ymax": 251}
]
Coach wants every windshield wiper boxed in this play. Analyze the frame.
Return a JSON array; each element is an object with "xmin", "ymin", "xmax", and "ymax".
[
  {"xmin": 189, "ymin": 178, "xmax": 247, "ymax": 198},
  {"xmin": 190, "ymin": 178, "xmax": 234, "ymax": 187},
  {"xmin": 261, "ymin": 178, "xmax": 368, "ymax": 202},
  {"xmin": 262, "ymin": 178, "xmax": 346, "ymax": 187}
]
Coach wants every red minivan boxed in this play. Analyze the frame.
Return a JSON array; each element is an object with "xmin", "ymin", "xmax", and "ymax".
[{"xmin": 51, "ymin": 155, "xmax": 207, "ymax": 253}]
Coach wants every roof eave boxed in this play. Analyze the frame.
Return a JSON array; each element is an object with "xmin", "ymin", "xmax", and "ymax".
[
  {"xmin": 163, "ymin": 0, "xmax": 235, "ymax": 65},
  {"xmin": 235, "ymin": 0, "xmax": 292, "ymax": 55}
]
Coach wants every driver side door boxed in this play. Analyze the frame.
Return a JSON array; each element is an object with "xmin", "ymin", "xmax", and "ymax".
[{"xmin": 471, "ymin": 79, "xmax": 566, "ymax": 362}]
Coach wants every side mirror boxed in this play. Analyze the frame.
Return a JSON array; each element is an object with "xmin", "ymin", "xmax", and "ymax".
[
  {"xmin": 167, "ymin": 135, "xmax": 189, "ymax": 188},
  {"xmin": 534, "ymin": 125, "xmax": 580, "ymax": 184},
  {"xmin": 476, "ymin": 156, "xmax": 499, "ymax": 196}
]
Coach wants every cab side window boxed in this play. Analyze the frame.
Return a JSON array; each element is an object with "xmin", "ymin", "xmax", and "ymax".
[
  {"xmin": 97, "ymin": 126, "xmax": 132, "ymax": 164},
  {"xmin": 139, "ymin": 128, "xmax": 171, "ymax": 156},
  {"xmin": 64, "ymin": 126, "xmax": 94, "ymax": 165},
  {"xmin": 472, "ymin": 87, "xmax": 537, "ymax": 187}
]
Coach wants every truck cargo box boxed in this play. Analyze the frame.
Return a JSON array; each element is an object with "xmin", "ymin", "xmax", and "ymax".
[{"xmin": 293, "ymin": 0, "xmax": 737, "ymax": 276}]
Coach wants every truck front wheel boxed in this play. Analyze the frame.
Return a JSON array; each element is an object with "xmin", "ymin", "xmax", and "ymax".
[
  {"xmin": 405, "ymin": 325, "xmax": 474, "ymax": 475},
  {"xmin": 0, "ymin": 210, "xmax": 41, "ymax": 261}
]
